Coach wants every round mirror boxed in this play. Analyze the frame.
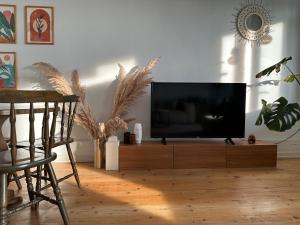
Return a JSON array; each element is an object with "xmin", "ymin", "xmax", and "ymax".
[
  {"xmin": 234, "ymin": 3, "xmax": 271, "ymax": 44},
  {"xmin": 246, "ymin": 14, "xmax": 262, "ymax": 31}
]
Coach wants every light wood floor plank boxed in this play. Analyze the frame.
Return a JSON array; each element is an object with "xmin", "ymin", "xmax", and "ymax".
[{"xmin": 7, "ymin": 159, "xmax": 300, "ymax": 225}]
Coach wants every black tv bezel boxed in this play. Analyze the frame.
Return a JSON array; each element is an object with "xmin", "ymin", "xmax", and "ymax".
[{"xmin": 150, "ymin": 82, "xmax": 246, "ymax": 139}]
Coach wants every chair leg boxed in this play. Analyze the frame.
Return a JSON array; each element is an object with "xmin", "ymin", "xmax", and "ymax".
[
  {"xmin": 13, "ymin": 173, "xmax": 22, "ymax": 190},
  {"xmin": 66, "ymin": 143, "xmax": 80, "ymax": 188},
  {"xmin": 35, "ymin": 166, "xmax": 42, "ymax": 209},
  {"xmin": 46, "ymin": 163, "xmax": 70, "ymax": 225},
  {"xmin": 6, "ymin": 174, "xmax": 12, "ymax": 186},
  {"xmin": 6, "ymin": 173, "xmax": 21, "ymax": 190},
  {"xmin": 25, "ymin": 169, "xmax": 34, "ymax": 202},
  {"xmin": 43, "ymin": 168, "xmax": 48, "ymax": 183},
  {"xmin": 0, "ymin": 173, "xmax": 8, "ymax": 225}
]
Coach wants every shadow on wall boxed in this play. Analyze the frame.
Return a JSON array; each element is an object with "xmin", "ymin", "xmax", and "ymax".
[{"xmin": 19, "ymin": 66, "xmax": 55, "ymax": 90}]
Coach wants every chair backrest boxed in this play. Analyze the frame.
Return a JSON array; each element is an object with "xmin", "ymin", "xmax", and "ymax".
[
  {"xmin": 0, "ymin": 90, "xmax": 64, "ymax": 165},
  {"xmin": 58, "ymin": 95, "xmax": 79, "ymax": 142}
]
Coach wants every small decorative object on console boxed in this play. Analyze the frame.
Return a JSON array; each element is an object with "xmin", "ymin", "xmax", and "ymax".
[
  {"xmin": 134, "ymin": 123, "xmax": 142, "ymax": 144},
  {"xmin": 248, "ymin": 134, "xmax": 256, "ymax": 144},
  {"xmin": 124, "ymin": 132, "xmax": 131, "ymax": 144},
  {"xmin": 130, "ymin": 133, "xmax": 136, "ymax": 145}
]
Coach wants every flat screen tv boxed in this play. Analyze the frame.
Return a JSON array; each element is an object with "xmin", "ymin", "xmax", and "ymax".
[{"xmin": 151, "ymin": 82, "xmax": 246, "ymax": 141}]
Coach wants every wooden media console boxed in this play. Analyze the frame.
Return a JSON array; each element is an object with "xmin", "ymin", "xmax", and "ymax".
[{"xmin": 119, "ymin": 141, "xmax": 277, "ymax": 170}]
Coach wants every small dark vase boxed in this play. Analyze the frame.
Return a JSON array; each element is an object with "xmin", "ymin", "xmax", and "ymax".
[
  {"xmin": 248, "ymin": 134, "xmax": 256, "ymax": 144},
  {"xmin": 124, "ymin": 132, "xmax": 131, "ymax": 144},
  {"xmin": 130, "ymin": 134, "xmax": 136, "ymax": 145}
]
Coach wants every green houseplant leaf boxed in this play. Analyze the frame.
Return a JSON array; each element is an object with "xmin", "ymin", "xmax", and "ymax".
[
  {"xmin": 284, "ymin": 73, "xmax": 300, "ymax": 83},
  {"xmin": 255, "ymin": 57, "xmax": 292, "ymax": 78},
  {"xmin": 256, "ymin": 97, "xmax": 300, "ymax": 132}
]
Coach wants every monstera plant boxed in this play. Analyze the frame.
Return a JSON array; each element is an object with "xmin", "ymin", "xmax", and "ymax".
[{"xmin": 255, "ymin": 56, "xmax": 300, "ymax": 132}]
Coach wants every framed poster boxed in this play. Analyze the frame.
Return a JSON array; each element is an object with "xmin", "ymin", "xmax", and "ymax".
[
  {"xmin": 0, "ymin": 52, "xmax": 17, "ymax": 89},
  {"xmin": 0, "ymin": 4, "xmax": 16, "ymax": 44},
  {"xmin": 25, "ymin": 6, "xmax": 54, "ymax": 44}
]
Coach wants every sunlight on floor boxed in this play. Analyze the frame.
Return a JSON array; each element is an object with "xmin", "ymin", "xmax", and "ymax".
[
  {"xmin": 81, "ymin": 169, "xmax": 176, "ymax": 223},
  {"xmin": 82, "ymin": 57, "xmax": 137, "ymax": 88}
]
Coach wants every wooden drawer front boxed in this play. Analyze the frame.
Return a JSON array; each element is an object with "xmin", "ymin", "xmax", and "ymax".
[
  {"xmin": 119, "ymin": 144, "xmax": 173, "ymax": 170},
  {"xmin": 227, "ymin": 145, "xmax": 277, "ymax": 168},
  {"xmin": 174, "ymin": 144, "xmax": 226, "ymax": 169}
]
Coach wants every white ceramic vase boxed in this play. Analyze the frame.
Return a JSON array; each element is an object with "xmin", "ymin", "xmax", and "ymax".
[{"xmin": 134, "ymin": 123, "xmax": 142, "ymax": 144}]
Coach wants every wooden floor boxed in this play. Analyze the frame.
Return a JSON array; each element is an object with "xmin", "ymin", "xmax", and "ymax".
[{"xmin": 8, "ymin": 159, "xmax": 300, "ymax": 225}]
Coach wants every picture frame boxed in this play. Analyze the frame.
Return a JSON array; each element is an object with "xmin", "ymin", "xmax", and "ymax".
[
  {"xmin": 25, "ymin": 6, "xmax": 54, "ymax": 45},
  {"xmin": 0, "ymin": 52, "xmax": 17, "ymax": 89},
  {"xmin": 0, "ymin": 4, "xmax": 16, "ymax": 44}
]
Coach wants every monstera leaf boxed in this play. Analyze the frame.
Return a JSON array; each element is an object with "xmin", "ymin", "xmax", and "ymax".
[
  {"xmin": 256, "ymin": 97, "xmax": 300, "ymax": 132},
  {"xmin": 255, "ymin": 57, "xmax": 292, "ymax": 78}
]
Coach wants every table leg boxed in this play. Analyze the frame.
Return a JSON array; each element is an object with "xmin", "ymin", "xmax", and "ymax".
[
  {"xmin": 0, "ymin": 116, "xmax": 9, "ymax": 151},
  {"xmin": 0, "ymin": 173, "xmax": 8, "ymax": 225}
]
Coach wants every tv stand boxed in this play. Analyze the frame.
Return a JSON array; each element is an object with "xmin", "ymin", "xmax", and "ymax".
[
  {"xmin": 161, "ymin": 137, "xmax": 167, "ymax": 145},
  {"xmin": 119, "ymin": 141, "xmax": 277, "ymax": 170},
  {"xmin": 225, "ymin": 138, "xmax": 235, "ymax": 145}
]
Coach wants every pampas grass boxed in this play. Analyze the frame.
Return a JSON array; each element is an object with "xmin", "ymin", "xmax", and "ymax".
[
  {"xmin": 33, "ymin": 62, "xmax": 99, "ymax": 139},
  {"xmin": 112, "ymin": 58, "xmax": 159, "ymax": 118},
  {"xmin": 33, "ymin": 58, "xmax": 159, "ymax": 142},
  {"xmin": 32, "ymin": 62, "xmax": 73, "ymax": 95}
]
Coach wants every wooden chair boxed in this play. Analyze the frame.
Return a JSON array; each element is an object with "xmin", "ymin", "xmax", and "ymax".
[
  {"xmin": 46, "ymin": 95, "xmax": 80, "ymax": 187},
  {"xmin": 17, "ymin": 95, "xmax": 81, "ymax": 188},
  {"xmin": 0, "ymin": 90, "xmax": 70, "ymax": 225}
]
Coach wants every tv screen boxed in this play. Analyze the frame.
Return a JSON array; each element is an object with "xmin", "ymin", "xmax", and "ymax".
[{"xmin": 151, "ymin": 82, "xmax": 246, "ymax": 139}]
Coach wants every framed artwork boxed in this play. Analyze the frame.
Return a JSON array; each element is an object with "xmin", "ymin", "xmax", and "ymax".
[
  {"xmin": 0, "ymin": 52, "xmax": 17, "ymax": 89},
  {"xmin": 0, "ymin": 4, "xmax": 16, "ymax": 44},
  {"xmin": 25, "ymin": 6, "xmax": 54, "ymax": 44}
]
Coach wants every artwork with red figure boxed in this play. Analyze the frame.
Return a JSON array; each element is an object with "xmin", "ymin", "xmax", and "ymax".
[
  {"xmin": 26, "ymin": 6, "xmax": 53, "ymax": 44},
  {"xmin": 30, "ymin": 9, "xmax": 50, "ymax": 42}
]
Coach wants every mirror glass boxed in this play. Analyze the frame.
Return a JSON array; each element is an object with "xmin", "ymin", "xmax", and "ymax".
[{"xmin": 246, "ymin": 14, "xmax": 262, "ymax": 31}]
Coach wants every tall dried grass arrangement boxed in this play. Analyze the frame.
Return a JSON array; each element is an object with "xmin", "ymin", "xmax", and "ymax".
[{"xmin": 32, "ymin": 58, "xmax": 159, "ymax": 143}]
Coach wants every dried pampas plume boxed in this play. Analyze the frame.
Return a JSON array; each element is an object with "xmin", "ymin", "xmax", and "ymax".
[
  {"xmin": 33, "ymin": 62, "xmax": 99, "ymax": 139},
  {"xmin": 32, "ymin": 62, "xmax": 73, "ymax": 95},
  {"xmin": 33, "ymin": 58, "xmax": 159, "ymax": 143},
  {"xmin": 112, "ymin": 58, "xmax": 159, "ymax": 118}
]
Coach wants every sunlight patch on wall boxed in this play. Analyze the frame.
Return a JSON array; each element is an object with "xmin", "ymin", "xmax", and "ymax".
[
  {"xmin": 83, "ymin": 58, "xmax": 137, "ymax": 88},
  {"xmin": 220, "ymin": 34, "xmax": 235, "ymax": 83},
  {"xmin": 244, "ymin": 42, "xmax": 253, "ymax": 114},
  {"xmin": 256, "ymin": 22, "xmax": 284, "ymax": 109}
]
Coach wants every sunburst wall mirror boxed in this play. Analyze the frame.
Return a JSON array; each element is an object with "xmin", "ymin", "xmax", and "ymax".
[{"xmin": 233, "ymin": 0, "xmax": 272, "ymax": 45}]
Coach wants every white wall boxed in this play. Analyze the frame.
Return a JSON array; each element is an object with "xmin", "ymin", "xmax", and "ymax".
[{"xmin": 1, "ymin": 0, "xmax": 300, "ymax": 161}]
